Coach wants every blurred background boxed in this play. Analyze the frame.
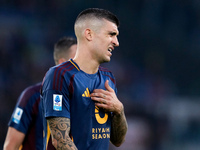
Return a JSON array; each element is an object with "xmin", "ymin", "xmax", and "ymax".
[{"xmin": 1, "ymin": 0, "xmax": 200, "ymax": 150}]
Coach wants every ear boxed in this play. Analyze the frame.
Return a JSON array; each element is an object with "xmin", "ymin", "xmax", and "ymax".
[
  {"xmin": 58, "ymin": 58, "xmax": 67, "ymax": 65},
  {"xmin": 84, "ymin": 28, "xmax": 93, "ymax": 41}
]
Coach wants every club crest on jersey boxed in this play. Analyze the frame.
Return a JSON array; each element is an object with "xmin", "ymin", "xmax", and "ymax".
[
  {"xmin": 12, "ymin": 107, "xmax": 23, "ymax": 124},
  {"xmin": 53, "ymin": 94, "xmax": 62, "ymax": 111}
]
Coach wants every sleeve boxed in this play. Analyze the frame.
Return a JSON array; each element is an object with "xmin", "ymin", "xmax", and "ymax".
[
  {"xmin": 8, "ymin": 86, "xmax": 40, "ymax": 134},
  {"xmin": 41, "ymin": 67, "xmax": 70, "ymax": 119}
]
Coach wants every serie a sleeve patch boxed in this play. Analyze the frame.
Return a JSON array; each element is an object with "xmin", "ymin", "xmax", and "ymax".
[
  {"xmin": 53, "ymin": 94, "xmax": 62, "ymax": 111},
  {"xmin": 12, "ymin": 107, "xmax": 23, "ymax": 124}
]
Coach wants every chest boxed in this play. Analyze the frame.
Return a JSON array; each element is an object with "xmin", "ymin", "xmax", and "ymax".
[{"xmin": 72, "ymin": 73, "xmax": 109, "ymax": 98}]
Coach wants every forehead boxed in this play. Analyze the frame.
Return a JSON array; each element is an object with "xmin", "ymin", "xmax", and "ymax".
[{"xmin": 101, "ymin": 19, "xmax": 119, "ymax": 35}]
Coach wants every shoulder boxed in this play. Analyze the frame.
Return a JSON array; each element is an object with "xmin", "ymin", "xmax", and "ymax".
[
  {"xmin": 99, "ymin": 66, "xmax": 112, "ymax": 73},
  {"xmin": 17, "ymin": 82, "xmax": 41, "ymax": 107},
  {"xmin": 24, "ymin": 82, "xmax": 42, "ymax": 93},
  {"xmin": 46, "ymin": 61, "xmax": 77, "ymax": 79},
  {"xmin": 42, "ymin": 61, "xmax": 78, "ymax": 91},
  {"xmin": 99, "ymin": 66, "xmax": 116, "ymax": 84},
  {"xmin": 21, "ymin": 82, "xmax": 41, "ymax": 99}
]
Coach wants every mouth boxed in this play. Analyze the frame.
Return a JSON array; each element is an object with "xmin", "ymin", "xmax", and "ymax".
[{"xmin": 108, "ymin": 48, "xmax": 113, "ymax": 53}]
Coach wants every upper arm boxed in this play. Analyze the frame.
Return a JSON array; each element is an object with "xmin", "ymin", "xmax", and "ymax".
[
  {"xmin": 47, "ymin": 117, "xmax": 77, "ymax": 149},
  {"xmin": 3, "ymin": 127, "xmax": 25, "ymax": 150},
  {"xmin": 42, "ymin": 68, "xmax": 71, "ymax": 119},
  {"xmin": 47, "ymin": 117, "xmax": 71, "ymax": 136}
]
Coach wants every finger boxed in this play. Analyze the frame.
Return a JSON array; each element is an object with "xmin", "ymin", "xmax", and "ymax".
[
  {"xmin": 91, "ymin": 96, "xmax": 106, "ymax": 104},
  {"xmin": 95, "ymin": 102, "xmax": 108, "ymax": 109},
  {"xmin": 91, "ymin": 92, "xmax": 105, "ymax": 98},
  {"xmin": 104, "ymin": 80, "xmax": 114, "ymax": 92}
]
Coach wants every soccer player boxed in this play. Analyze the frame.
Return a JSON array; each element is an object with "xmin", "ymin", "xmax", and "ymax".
[
  {"xmin": 41, "ymin": 8, "xmax": 128, "ymax": 150},
  {"xmin": 3, "ymin": 36, "xmax": 77, "ymax": 150}
]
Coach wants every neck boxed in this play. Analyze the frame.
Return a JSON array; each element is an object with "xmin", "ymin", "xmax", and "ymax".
[{"xmin": 73, "ymin": 49, "xmax": 100, "ymax": 74}]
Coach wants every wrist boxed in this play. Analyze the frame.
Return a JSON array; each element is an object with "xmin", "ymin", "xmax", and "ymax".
[{"xmin": 113, "ymin": 103, "xmax": 124, "ymax": 116}]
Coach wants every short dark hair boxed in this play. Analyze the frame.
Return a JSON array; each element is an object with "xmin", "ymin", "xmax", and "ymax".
[
  {"xmin": 54, "ymin": 36, "xmax": 77, "ymax": 64},
  {"xmin": 75, "ymin": 8, "xmax": 119, "ymax": 27}
]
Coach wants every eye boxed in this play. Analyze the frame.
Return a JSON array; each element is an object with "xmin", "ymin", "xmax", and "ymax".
[{"xmin": 109, "ymin": 32, "xmax": 117, "ymax": 36}]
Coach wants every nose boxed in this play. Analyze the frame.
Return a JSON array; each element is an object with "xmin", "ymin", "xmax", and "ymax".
[{"xmin": 112, "ymin": 36, "xmax": 119, "ymax": 47}]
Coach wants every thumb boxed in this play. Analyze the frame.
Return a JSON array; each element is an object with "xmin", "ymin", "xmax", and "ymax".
[{"xmin": 105, "ymin": 80, "xmax": 113, "ymax": 92}]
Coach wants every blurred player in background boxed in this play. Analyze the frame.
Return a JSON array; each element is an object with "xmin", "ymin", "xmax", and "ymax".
[
  {"xmin": 3, "ymin": 36, "xmax": 77, "ymax": 150},
  {"xmin": 41, "ymin": 8, "xmax": 128, "ymax": 150}
]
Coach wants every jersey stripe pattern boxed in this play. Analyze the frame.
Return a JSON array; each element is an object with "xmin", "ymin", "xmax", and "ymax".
[{"xmin": 41, "ymin": 59, "xmax": 117, "ymax": 150}]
